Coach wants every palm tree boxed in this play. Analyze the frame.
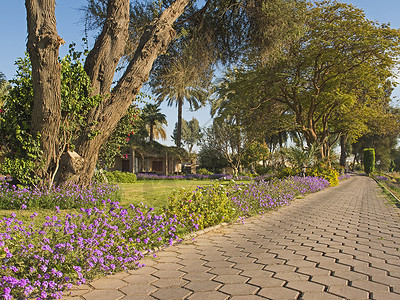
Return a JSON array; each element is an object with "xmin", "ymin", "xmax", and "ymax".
[
  {"xmin": 152, "ymin": 43, "xmax": 213, "ymax": 147},
  {"xmin": 141, "ymin": 103, "xmax": 167, "ymax": 142}
]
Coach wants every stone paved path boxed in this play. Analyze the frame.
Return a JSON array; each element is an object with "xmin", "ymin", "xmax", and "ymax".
[{"xmin": 63, "ymin": 175, "xmax": 400, "ymax": 300}]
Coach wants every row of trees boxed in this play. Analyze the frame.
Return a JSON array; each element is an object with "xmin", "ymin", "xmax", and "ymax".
[
  {"xmin": 2, "ymin": 0, "xmax": 400, "ymax": 185},
  {"xmin": 202, "ymin": 0, "xmax": 400, "ymax": 174}
]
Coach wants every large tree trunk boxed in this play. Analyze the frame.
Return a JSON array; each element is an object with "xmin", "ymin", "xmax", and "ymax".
[
  {"xmin": 176, "ymin": 95, "xmax": 183, "ymax": 147},
  {"xmin": 84, "ymin": 0, "xmax": 129, "ymax": 95},
  {"xmin": 26, "ymin": 0, "xmax": 190, "ymax": 186},
  {"xmin": 26, "ymin": 0, "xmax": 62, "ymax": 183},
  {"xmin": 71, "ymin": 0, "xmax": 190, "ymax": 185}
]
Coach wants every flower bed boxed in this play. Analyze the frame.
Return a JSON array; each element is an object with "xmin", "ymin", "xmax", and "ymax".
[
  {"xmin": 0, "ymin": 201, "xmax": 180, "ymax": 300},
  {"xmin": 1, "ymin": 176, "xmax": 330, "ymax": 299},
  {"xmin": 0, "ymin": 182, "xmax": 121, "ymax": 210},
  {"xmin": 230, "ymin": 176, "xmax": 330, "ymax": 216},
  {"xmin": 338, "ymin": 174, "xmax": 351, "ymax": 181}
]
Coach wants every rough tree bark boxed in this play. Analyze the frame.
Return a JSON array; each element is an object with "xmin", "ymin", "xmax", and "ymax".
[
  {"xmin": 84, "ymin": 0, "xmax": 129, "ymax": 96},
  {"xmin": 72, "ymin": 0, "xmax": 190, "ymax": 185},
  {"xmin": 25, "ymin": 0, "xmax": 191, "ymax": 185},
  {"xmin": 26, "ymin": 0, "xmax": 63, "ymax": 182}
]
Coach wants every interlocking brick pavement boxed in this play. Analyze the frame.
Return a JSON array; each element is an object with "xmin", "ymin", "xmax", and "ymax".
[{"xmin": 62, "ymin": 175, "xmax": 400, "ymax": 300}]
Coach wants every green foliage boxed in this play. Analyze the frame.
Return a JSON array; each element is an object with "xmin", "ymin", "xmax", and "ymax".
[
  {"xmin": 98, "ymin": 104, "xmax": 140, "ymax": 169},
  {"xmin": 363, "ymin": 148, "xmax": 375, "ymax": 175},
  {"xmin": 0, "ymin": 56, "xmax": 43, "ymax": 186},
  {"xmin": 165, "ymin": 182, "xmax": 238, "ymax": 233},
  {"xmin": 141, "ymin": 102, "xmax": 167, "ymax": 141},
  {"xmin": 389, "ymin": 160, "xmax": 396, "ymax": 172},
  {"xmin": 255, "ymin": 165, "xmax": 273, "ymax": 176},
  {"xmin": 242, "ymin": 141, "xmax": 270, "ymax": 170},
  {"xmin": 197, "ymin": 168, "xmax": 213, "ymax": 175},
  {"xmin": 104, "ymin": 171, "xmax": 137, "ymax": 183},
  {"xmin": 60, "ymin": 44, "xmax": 103, "ymax": 147},
  {"xmin": 277, "ymin": 167, "xmax": 299, "ymax": 179},
  {"xmin": 282, "ymin": 146, "xmax": 316, "ymax": 169},
  {"xmin": 173, "ymin": 118, "xmax": 202, "ymax": 152},
  {"xmin": 214, "ymin": 0, "xmax": 400, "ymax": 161},
  {"xmin": 0, "ymin": 48, "xmax": 106, "ymax": 184},
  {"xmin": 306, "ymin": 164, "xmax": 339, "ymax": 186},
  {"xmin": 198, "ymin": 146, "xmax": 229, "ymax": 174}
]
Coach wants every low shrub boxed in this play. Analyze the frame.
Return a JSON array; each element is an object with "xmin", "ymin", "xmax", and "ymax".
[
  {"xmin": 306, "ymin": 164, "xmax": 339, "ymax": 186},
  {"xmin": 363, "ymin": 148, "xmax": 375, "ymax": 175},
  {"xmin": 165, "ymin": 181, "xmax": 238, "ymax": 232},
  {"xmin": 104, "ymin": 171, "xmax": 137, "ymax": 183},
  {"xmin": 277, "ymin": 167, "xmax": 299, "ymax": 179},
  {"xmin": 196, "ymin": 168, "xmax": 213, "ymax": 175},
  {"xmin": 255, "ymin": 165, "xmax": 274, "ymax": 176}
]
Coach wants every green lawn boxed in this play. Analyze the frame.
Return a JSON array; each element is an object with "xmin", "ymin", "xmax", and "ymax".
[
  {"xmin": 119, "ymin": 180, "xmax": 215, "ymax": 208},
  {"xmin": 119, "ymin": 179, "xmax": 249, "ymax": 209}
]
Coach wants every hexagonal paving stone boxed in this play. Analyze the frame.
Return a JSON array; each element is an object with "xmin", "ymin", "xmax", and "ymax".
[
  {"xmin": 90, "ymin": 278, "xmax": 127, "ymax": 290},
  {"xmin": 285, "ymin": 280, "xmax": 325, "ymax": 292},
  {"xmin": 123, "ymin": 274, "xmax": 157, "ymax": 284},
  {"xmin": 151, "ymin": 287, "xmax": 192, "ymax": 300},
  {"xmin": 258, "ymin": 286, "xmax": 300, "ymax": 299},
  {"xmin": 107, "ymin": 272, "xmax": 130, "ymax": 279},
  {"xmin": 230, "ymin": 295, "xmax": 266, "ymax": 300},
  {"xmin": 301, "ymin": 292, "xmax": 343, "ymax": 300},
  {"xmin": 185, "ymin": 280, "xmax": 222, "ymax": 292},
  {"xmin": 183, "ymin": 272, "xmax": 217, "ymax": 281},
  {"xmin": 218, "ymin": 283, "xmax": 259, "ymax": 296},
  {"xmin": 153, "ymin": 270, "xmax": 185, "ymax": 278},
  {"xmin": 120, "ymin": 295, "xmax": 154, "ymax": 300},
  {"xmin": 328, "ymin": 285, "xmax": 370, "ymax": 299},
  {"xmin": 119, "ymin": 283, "xmax": 157, "ymax": 296},
  {"xmin": 371, "ymin": 292, "xmax": 400, "ymax": 300},
  {"xmin": 204, "ymin": 261, "xmax": 236, "ymax": 268},
  {"xmin": 213, "ymin": 275, "xmax": 249, "ymax": 284},
  {"xmin": 208, "ymin": 267, "xmax": 242, "ymax": 275},
  {"xmin": 247, "ymin": 277, "xmax": 286, "ymax": 288},
  {"xmin": 128, "ymin": 266, "xmax": 157, "ymax": 275},
  {"xmin": 264, "ymin": 264, "xmax": 297, "ymax": 273},
  {"xmin": 187, "ymin": 291, "xmax": 229, "ymax": 300},
  {"xmin": 152, "ymin": 278, "xmax": 188, "ymax": 288},
  {"xmin": 273, "ymin": 272, "xmax": 310, "ymax": 281},
  {"xmin": 83, "ymin": 289, "xmax": 125, "ymax": 300},
  {"xmin": 351, "ymin": 280, "xmax": 390, "ymax": 292},
  {"xmin": 154, "ymin": 263, "xmax": 184, "ymax": 270}
]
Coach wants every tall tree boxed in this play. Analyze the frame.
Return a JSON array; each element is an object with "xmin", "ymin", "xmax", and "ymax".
[
  {"xmin": 24, "ymin": 0, "xmax": 306, "ymax": 185},
  {"xmin": 202, "ymin": 117, "xmax": 250, "ymax": 176},
  {"xmin": 172, "ymin": 117, "xmax": 202, "ymax": 153},
  {"xmin": 141, "ymin": 103, "xmax": 167, "ymax": 142},
  {"xmin": 217, "ymin": 0, "xmax": 400, "ymax": 161},
  {"xmin": 152, "ymin": 44, "xmax": 212, "ymax": 147}
]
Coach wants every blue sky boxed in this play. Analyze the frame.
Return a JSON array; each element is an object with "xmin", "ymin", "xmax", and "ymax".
[{"xmin": 1, "ymin": 0, "xmax": 400, "ymax": 146}]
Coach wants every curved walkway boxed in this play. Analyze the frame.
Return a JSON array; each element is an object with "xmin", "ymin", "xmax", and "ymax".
[{"xmin": 63, "ymin": 175, "xmax": 400, "ymax": 300}]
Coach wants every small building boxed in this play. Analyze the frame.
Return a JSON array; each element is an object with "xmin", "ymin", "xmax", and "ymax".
[{"xmin": 111, "ymin": 141, "xmax": 188, "ymax": 175}]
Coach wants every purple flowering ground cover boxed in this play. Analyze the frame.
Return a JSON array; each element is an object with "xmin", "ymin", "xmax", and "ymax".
[
  {"xmin": 231, "ymin": 176, "xmax": 330, "ymax": 216},
  {"xmin": 1, "ymin": 176, "xmax": 331, "ymax": 299}
]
